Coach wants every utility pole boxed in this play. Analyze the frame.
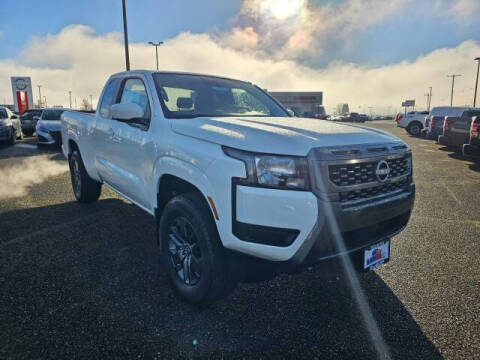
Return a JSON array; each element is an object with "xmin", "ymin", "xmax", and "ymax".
[
  {"xmin": 43, "ymin": 96, "xmax": 47, "ymax": 108},
  {"xmin": 148, "ymin": 41, "xmax": 164, "ymax": 70},
  {"xmin": 37, "ymin": 85, "xmax": 43, "ymax": 108},
  {"xmin": 427, "ymin": 86, "xmax": 432, "ymax": 111},
  {"xmin": 69, "ymin": 91, "xmax": 72, "ymax": 108},
  {"xmin": 447, "ymin": 74, "xmax": 461, "ymax": 106},
  {"xmin": 122, "ymin": 0, "xmax": 130, "ymax": 71},
  {"xmin": 474, "ymin": 57, "xmax": 480, "ymax": 107},
  {"xmin": 89, "ymin": 95, "xmax": 93, "ymax": 110}
]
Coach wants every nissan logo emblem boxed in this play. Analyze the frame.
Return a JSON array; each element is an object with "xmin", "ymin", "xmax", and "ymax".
[{"xmin": 375, "ymin": 160, "xmax": 390, "ymax": 182}]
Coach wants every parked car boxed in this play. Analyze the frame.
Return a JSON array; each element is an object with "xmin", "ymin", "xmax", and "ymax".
[
  {"xmin": 61, "ymin": 70, "xmax": 415, "ymax": 304},
  {"xmin": 342, "ymin": 112, "xmax": 364, "ymax": 122},
  {"xmin": 36, "ymin": 108, "xmax": 68, "ymax": 147},
  {"xmin": 359, "ymin": 114, "xmax": 370, "ymax": 121},
  {"xmin": 462, "ymin": 116, "xmax": 480, "ymax": 156},
  {"xmin": 437, "ymin": 108, "xmax": 480, "ymax": 151},
  {"xmin": 19, "ymin": 109, "xmax": 43, "ymax": 136},
  {"xmin": 421, "ymin": 107, "xmax": 473, "ymax": 140},
  {"xmin": 0, "ymin": 106, "xmax": 23, "ymax": 145},
  {"xmin": 396, "ymin": 111, "xmax": 429, "ymax": 136}
]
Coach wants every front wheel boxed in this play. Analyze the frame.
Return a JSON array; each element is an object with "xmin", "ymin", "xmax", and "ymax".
[
  {"xmin": 159, "ymin": 193, "xmax": 236, "ymax": 305},
  {"xmin": 69, "ymin": 150, "xmax": 102, "ymax": 203},
  {"xmin": 408, "ymin": 123, "xmax": 421, "ymax": 136}
]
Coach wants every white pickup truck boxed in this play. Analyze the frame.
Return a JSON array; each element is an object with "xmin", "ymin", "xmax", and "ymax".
[
  {"xmin": 396, "ymin": 111, "xmax": 430, "ymax": 136},
  {"xmin": 61, "ymin": 70, "xmax": 415, "ymax": 304}
]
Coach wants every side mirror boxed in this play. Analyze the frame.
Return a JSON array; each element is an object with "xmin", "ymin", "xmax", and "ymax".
[
  {"xmin": 286, "ymin": 108, "xmax": 295, "ymax": 117},
  {"xmin": 33, "ymin": 116, "xmax": 40, "ymax": 122},
  {"xmin": 110, "ymin": 103, "xmax": 144, "ymax": 122}
]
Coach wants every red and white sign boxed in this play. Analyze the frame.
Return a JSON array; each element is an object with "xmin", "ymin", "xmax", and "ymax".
[{"xmin": 11, "ymin": 77, "xmax": 34, "ymax": 115}]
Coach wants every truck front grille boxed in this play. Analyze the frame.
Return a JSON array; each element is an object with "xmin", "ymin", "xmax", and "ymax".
[
  {"xmin": 339, "ymin": 178, "xmax": 410, "ymax": 203},
  {"xmin": 329, "ymin": 156, "xmax": 410, "ymax": 187}
]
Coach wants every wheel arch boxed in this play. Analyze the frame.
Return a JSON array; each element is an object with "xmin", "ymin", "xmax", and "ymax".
[{"xmin": 153, "ymin": 157, "xmax": 219, "ymax": 226}]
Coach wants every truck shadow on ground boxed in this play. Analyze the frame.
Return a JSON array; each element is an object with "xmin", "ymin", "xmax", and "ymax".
[{"xmin": 0, "ymin": 199, "xmax": 442, "ymax": 359}]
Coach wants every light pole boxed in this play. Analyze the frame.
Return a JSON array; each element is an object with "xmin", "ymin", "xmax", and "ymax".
[
  {"xmin": 37, "ymin": 85, "xmax": 43, "ymax": 108},
  {"xmin": 148, "ymin": 41, "xmax": 163, "ymax": 70},
  {"xmin": 89, "ymin": 95, "xmax": 93, "ymax": 110},
  {"xmin": 474, "ymin": 57, "xmax": 480, "ymax": 107},
  {"xmin": 447, "ymin": 74, "xmax": 461, "ymax": 106},
  {"xmin": 122, "ymin": 0, "xmax": 130, "ymax": 71},
  {"xmin": 69, "ymin": 91, "xmax": 72, "ymax": 108},
  {"xmin": 43, "ymin": 96, "xmax": 47, "ymax": 108},
  {"xmin": 427, "ymin": 86, "xmax": 432, "ymax": 111}
]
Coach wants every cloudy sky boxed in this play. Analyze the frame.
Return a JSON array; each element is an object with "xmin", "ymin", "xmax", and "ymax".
[{"xmin": 1, "ymin": 0, "xmax": 479, "ymax": 113}]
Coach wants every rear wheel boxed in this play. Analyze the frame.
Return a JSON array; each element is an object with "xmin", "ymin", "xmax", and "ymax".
[
  {"xmin": 69, "ymin": 150, "xmax": 102, "ymax": 203},
  {"xmin": 159, "ymin": 193, "xmax": 236, "ymax": 305},
  {"xmin": 8, "ymin": 127, "xmax": 15, "ymax": 145},
  {"xmin": 408, "ymin": 123, "xmax": 421, "ymax": 136}
]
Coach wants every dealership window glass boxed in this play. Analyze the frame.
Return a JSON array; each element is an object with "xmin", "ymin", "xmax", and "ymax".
[
  {"xmin": 119, "ymin": 78, "xmax": 149, "ymax": 116},
  {"xmin": 100, "ymin": 79, "xmax": 120, "ymax": 118}
]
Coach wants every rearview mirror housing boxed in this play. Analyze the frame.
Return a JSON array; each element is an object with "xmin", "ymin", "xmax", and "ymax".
[
  {"xmin": 110, "ymin": 103, "xmax": 144, "ymax": 122},
  {"xmin": 286, "ymin": 108, "xmax": 295, "ymax": 117}
]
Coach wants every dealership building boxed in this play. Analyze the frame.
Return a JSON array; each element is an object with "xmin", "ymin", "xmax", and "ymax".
[{"xmin": 269, "ymin": 91, "xmax": 324, "ymax": 117}]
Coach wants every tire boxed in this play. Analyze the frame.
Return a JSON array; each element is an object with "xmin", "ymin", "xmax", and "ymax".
[
  {"xmin": 408, "ymin": 122, "xmax": 421, "ymax": 136},
  {"xmin": 69, "ymin": 150, "xmax": 102, "ymax": 203},
  {"xmin": 159, "ymin": 192, "xmax": 236, "ymax": 305},
  {"xmin": 8, "ymin": 127, "xmax": 15, "ymax": 145}
]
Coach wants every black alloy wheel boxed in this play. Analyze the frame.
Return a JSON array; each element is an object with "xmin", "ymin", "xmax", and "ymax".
[
  {"xmin": 167, "ymin": 216, "xmax": 202, "ymax": 286},
  {"xmin": 71, "ymin": 156, "xmax": 82, "ymax": 199}
]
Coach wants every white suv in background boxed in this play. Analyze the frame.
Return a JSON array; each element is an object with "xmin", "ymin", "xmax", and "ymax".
[{"xmin": 396, "ymin": 111, "xmax": 429, "ymax": 136}]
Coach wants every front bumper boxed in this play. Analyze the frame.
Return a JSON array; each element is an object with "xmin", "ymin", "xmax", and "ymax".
[
  {"xmin": 227, "ymin": 144, "xmax": 414, "ymax": 269},
  {"xmin": 36, "ymin": 129, "xmax": 62, "ymax": 146}
]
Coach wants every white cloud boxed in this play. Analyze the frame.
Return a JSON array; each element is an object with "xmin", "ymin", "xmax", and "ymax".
[
  {"xmin": 449, "ymin": 0, "xmax": 480, "ymax": 21},
  {"xmin": 1, "ymin": 25, "xmax": 479, "ymax": 114},
  {"xmin": 233, "ymin": 0, "xmax": 408, "ymax": 60}
]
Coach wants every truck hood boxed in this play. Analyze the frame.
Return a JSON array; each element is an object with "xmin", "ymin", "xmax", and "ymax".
[
  {"xmin": 171, "ymin": 116, "xmax": 401, "ymax": 156},
  {"xmin": 37, "ymin": 120, "xmax": 61, "ymax": 131}
]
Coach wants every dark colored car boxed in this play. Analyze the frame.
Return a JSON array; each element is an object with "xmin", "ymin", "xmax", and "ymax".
[
  {"xmin": 19, "ymin": 109, "xmax": 43, "ymax": 136},
  {"xmin": 462, "ymin": 116, "xmax": 480, "ymax": 156},
  {"xmin": 422, "ymin": 115, "xmax": 444, "ymax": 139},
  {"xmin": 438, "ymin": 109, "xmax": 480, "ymax": 151},
  {"xmin": 0, "ymin": 106, "xmax": 23, "ymax": 145},
  {"xmin": 342, "ymin": 112, "xmax": 364, "ymax": 122}
]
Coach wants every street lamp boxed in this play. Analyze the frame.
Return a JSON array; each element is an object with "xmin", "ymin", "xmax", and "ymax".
[
  {"xmin": 122, "ymin": 0, "xmax": 130, "ymax": 71},
  {"xmin": 474, "ymin": 57, "xmax": 480, "ymax": 107},
  {"xmin": 69, "ymin": 91, "xmax": 72, "ymax": 108},
  {"xmin": 148, "ymin": 41, "xmax": 164, "ymax": 70},
  {"xmin": 37, "ymin": 85, "xmax": 43, "ymax": 108}
]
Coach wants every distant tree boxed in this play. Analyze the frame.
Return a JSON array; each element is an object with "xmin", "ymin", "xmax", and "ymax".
[{"xmin": 80, "ymin": 98, "xmax": 90, "ymax": 111}]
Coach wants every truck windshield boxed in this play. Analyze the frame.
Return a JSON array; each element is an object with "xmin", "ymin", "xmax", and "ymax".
[{"xmin": 153, "ymin": 73, "xmax": 289, "ymax": 118}]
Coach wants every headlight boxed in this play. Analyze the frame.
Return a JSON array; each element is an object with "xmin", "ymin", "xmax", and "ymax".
[{"xmin": 223, "ymin": 146, "xmax": 310, "ymax": 190}]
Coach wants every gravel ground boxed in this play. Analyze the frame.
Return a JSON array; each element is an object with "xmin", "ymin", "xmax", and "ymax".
[{"xmin": 0, "ymin": 123, "xmax": 478, "ymax": 359}]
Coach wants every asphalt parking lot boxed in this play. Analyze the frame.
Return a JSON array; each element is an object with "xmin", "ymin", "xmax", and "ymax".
[{"xmin": 0, "ymin": 122, "xmax": 479, "ymax": 359}]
